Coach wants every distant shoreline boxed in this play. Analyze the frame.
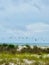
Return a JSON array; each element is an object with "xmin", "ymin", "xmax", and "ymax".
[{"xmin": 0, "ymin": 43, "xmax": 49, "ymax": 46}]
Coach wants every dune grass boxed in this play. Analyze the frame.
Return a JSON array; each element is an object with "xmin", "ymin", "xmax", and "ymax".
[
  {"xmin": 0, "ymin": 53, "xmax": 49, "ymax": 61},
  {"xmin": 0, "ymin": 44, "xmax": 49, "ymax": 65}
]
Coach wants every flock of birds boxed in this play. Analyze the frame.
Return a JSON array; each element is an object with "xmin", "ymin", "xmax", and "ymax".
[{"xmin": 9, "ymin": 36, "xmax": 45, "ymax": 42}]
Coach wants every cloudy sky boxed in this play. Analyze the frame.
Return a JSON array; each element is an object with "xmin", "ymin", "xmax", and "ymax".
[{"xmin": 0, "ymin": 0, "xmax": 49, "ymax": 45}]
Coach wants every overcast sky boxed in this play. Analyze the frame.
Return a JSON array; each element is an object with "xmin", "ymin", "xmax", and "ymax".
[{"xmin": 0, "ymin": 0, "xmax": 49, "ymax": 45}]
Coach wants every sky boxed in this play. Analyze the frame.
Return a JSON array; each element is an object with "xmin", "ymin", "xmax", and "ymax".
[{"xmin": 0, "ymin": 0, "xmax": 49, "ymax": 45}]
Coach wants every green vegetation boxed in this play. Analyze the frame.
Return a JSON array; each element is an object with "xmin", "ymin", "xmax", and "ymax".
[{"xmin": 0, "ymin": 43, "xmax": 49, "ymax": 65}]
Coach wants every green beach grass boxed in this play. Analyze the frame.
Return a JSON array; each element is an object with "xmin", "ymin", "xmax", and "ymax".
[{"xmin": 0, "ymin": 44, "xmax": 49, "ymax": 65}]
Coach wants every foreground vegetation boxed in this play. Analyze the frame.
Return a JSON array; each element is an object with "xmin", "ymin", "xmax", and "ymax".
[{"xmin": 0, "ymin": 43, "xmax": 49, "ymax": 65}]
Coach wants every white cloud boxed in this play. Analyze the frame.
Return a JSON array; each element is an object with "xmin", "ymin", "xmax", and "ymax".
[
  {"xmin": 2, "ymin": 22, "xmax": 49, "ymax": 38},
  {"xmin": 26, "ymin": 23, "xmax": 49, "ymax": 33}
]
